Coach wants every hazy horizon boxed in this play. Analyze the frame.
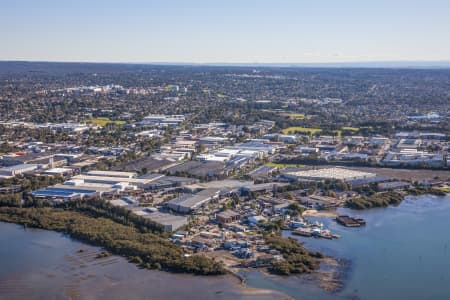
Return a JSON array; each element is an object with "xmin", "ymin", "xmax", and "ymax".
[{"xmin": 0, "ymin": 59, "xmax": 450, "ymax": 69}]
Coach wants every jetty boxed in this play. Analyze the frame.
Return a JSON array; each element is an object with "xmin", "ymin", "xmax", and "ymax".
[{"xmin": 289, "ymin": 219, "xmax": 340, "ymax": 239}]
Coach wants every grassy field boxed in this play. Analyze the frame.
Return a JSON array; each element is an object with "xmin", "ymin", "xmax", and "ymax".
[
  {"xmin": 85, "ymin": 117, "xmax": 126, "ymax": 127},
  {"xmin": 281, "ymin": 126, "xmax": 364, "ymax": 137},
  {"xmin": 288, "ymin": 113, "xmax": 306, "ymax": 120},
  {"xmin": 216, "ymin": 93, "xmax": 228, "ymax": 98},
  {"xmin": 282, "ymin": 127, "xmax": 322, "ymax": 135},
  {"xmin": 341, "ymin": 126, "xmax": 360, "ymax": 131},
  {"xmin": 433, "ymin": 187, "xmax": 450, "ymax": 194}
]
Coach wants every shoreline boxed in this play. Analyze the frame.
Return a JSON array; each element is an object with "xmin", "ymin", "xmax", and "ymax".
[
  {"xmin": 2, "ymin": 193, "xmax": 448, "ymax": 299},
  {"xmin": 0, "ymin": 221, "xmax": 291, "ymax": 300},
  {"xmin": 303, "ymin": 209, "xmax": 338, "ymax": 218},
  {"xmin": 0, "ymin": 217, "xmax": 343, "ymax": 299},
  {"xmin": 294, "ymin": 256, "xmax": 349, "ymax": 294}
]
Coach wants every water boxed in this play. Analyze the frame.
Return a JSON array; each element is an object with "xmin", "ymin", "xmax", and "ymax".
[
  {"xmin": 242, "ymin": 195, "xmax": 450, "ymax": 300},
  {"xmin": 0, "ymin": 223, "xmax": 282, "ymax": 300},
  {"xmin": 1, "ymin": 195, "xmax": 449, "ymax": 299}
]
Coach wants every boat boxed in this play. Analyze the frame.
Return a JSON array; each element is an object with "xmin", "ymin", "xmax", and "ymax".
[
  {"xmin": 318, "ymin": 228, "xmax": 330, "ymax": 239},
  {"xmin": 313, "ymin": 221, "xmax": 324, "ymax": 229},
  {"xmin": 289, "ymin": 220, "xmax": 308, "ymax": 229},
  {"xmin": 311, "ymin": 227, "xmax": 322, "ymax": 237},
  {"xmin": 331, "ymin": 233, "xmax": 341, "ymax": 239},
  {"xmin": 355, "ymin": 218, "xmax": 366, "ymax": 226},
  {"xmin": 292, "ymin": 228, "xmax": 312, "ymax": 237},
  {"xmin": 319, "ymin": 232, "xmax": 333, "ymax": 239}
]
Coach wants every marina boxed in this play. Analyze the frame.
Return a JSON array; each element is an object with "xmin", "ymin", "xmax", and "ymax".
[{"xmin": 288, "ymin": 218, "xmax": 341, "ymax": 240}]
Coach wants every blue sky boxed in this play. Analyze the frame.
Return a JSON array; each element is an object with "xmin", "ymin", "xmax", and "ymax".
[{"xmin": 1, "ymin": 0, "xmax": 450, "ymax": 63}]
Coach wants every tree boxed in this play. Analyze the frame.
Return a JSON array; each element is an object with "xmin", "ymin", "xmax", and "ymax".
[{"xmin": 286, "ymin": 202, "xmax": 305, "ymax": 217}]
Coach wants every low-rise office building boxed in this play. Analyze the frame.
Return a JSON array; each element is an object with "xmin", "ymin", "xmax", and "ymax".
[{"xmin": 216, "ymin": 210, "xmax": 241, "ymax": 224}]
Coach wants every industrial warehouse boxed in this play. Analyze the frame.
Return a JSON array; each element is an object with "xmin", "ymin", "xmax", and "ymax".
[
  {"xmin": 168, "ymin": 188, "xmax": 221, "ymax": 213},
  {"xmin": 132, "ymin": 210, "xmax": 188, "ymax": 232}
]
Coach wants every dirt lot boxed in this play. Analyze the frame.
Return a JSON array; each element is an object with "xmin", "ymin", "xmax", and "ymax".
[
  {"xmin": 344, "ymin": 166, "xmax": 450, "ymax": 182},
  {"xmin": 303, "ymin": 209, "xmax": 338, "ymax": 218},
  {"xmin": 205, "ymin": 250, "xmax": 242, "ymax": 269}
]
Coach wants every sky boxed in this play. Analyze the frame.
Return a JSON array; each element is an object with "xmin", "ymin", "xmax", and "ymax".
[{"xmin": 1, "ymin": 0, "xmax": 450, "ymax": 63}]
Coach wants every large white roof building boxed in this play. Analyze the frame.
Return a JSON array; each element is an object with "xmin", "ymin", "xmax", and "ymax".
[{"xmin": 285, "ymin": 167, "xmax": 376, "ymax": 182}]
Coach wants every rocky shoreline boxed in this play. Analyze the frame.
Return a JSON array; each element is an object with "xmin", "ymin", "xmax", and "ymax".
[{"xmin": 298, "ymin": 256, "xmax": 351, "ymax": 293}]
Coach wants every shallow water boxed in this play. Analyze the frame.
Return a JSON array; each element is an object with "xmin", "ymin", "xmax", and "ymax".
[{"xmin": 0, "ymin": 222, "xmax": 281, "ymax": 300}]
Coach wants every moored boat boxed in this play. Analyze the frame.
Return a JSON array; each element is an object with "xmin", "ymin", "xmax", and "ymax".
[{"xmin": 292, "ymin": 228, "xmax": 313, "ymax": 237}]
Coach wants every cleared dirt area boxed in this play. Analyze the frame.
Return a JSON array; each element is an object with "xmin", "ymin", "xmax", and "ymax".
[
  {"xmin": 303, "ymin": 209, "xmax": 338, "ymax": 218},
  {"xmin": 313, "ymin": 165, "xmax": 450, "ymax": 182},
  {"xmin": 345, "ymin": 166, "xmax": 450, "ymax": 182}
]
